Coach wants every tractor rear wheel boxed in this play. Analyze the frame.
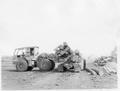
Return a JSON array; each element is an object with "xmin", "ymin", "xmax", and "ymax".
[
  {"xmin": 16, "ymin": 58, "xmax": 28, "ymax": 72},
  {"xmin": 37, "ymin": 58, "xmax": 55, "ymax": 71}
]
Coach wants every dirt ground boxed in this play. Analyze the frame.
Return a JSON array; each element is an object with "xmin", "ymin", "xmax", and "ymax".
[{"xmin": 1, "ymin": 57, "xmax": 117, "ymax": 90}]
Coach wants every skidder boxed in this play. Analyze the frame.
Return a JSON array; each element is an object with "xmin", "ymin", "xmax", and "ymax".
[{"xmin": 12, "ymin": 42, "xmax": 85, "ymax": 72}]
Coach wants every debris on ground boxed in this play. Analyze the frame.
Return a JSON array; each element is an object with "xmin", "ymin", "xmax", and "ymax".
[
  {"xmin": 91, "ymin": 54, "xmax": 117, "ymax": 76},
  {"xmin": 103, "ymin": 62, "xmax": 117, "ymax": 74},
  {"xmin": 85, "ymin": 68, "xmax": 97, "ymax": 75}
]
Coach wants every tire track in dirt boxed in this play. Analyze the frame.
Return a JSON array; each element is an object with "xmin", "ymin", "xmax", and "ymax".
[
  {"xmin": 26, "ymin": 71, "xmax": 95, "ymax": 89},
  {"xmin": 53, "ymin": 71, "xmax": 95, "ymax": 89},
  {"xmin": 25, "ymin": 72, "xmax": 62, "ymax": 89}
]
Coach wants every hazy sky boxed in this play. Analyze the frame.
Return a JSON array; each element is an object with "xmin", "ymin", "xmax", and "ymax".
[{"xmin": 0, "ymin": 0, "xmax": 119, "ymax": 57}]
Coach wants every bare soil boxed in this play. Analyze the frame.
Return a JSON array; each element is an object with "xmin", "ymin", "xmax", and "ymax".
[{"xmin": 1, "ymin": 57, "xmax": 117, "ymax": 90}]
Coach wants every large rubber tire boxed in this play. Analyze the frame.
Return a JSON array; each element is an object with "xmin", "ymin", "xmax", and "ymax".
[
  {"xmin": 16, "ymin": 58, "xmax": 28, "ymax": 72},
  {"xmin": 37, "ymin": 59, "xmax": 55, "ymax": 71}
]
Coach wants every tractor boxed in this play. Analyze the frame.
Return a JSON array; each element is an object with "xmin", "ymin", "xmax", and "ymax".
[
  {"xmin": 12, "ymin": 42, "xmax": 85, "ymax": 72},
  {"xmin": 13, "ymin": 46, "xmax": 55, "ymax": 72}
]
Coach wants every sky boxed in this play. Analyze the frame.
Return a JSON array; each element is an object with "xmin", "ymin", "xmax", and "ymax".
[{"xmin": 0, "ymin": 0, "xmax": 119, "ymax": 58}]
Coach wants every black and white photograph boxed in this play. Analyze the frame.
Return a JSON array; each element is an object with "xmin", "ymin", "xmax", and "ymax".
[{"xmin": 0, "ymin": 0, "xmax": 119, "ymax": 90}]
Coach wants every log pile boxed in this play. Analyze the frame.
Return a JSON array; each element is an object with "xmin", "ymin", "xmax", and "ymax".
[
  {"xmin": 94, "ymin": 56, "xmax": 112, "ymax": 66},
  {"xmin": 93, "ymin": 56, "xmax": 117, "ymax": 76}
]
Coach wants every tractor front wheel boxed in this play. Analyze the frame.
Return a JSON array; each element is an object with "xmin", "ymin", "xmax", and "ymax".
[{"xmin": 16, "ymin": 58, "xmax": 28, "ymax": 72}]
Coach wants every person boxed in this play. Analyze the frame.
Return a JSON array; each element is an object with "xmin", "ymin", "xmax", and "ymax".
[
  {"xmin": 24, "ymin": 48, "xmax": 33, "ymax": 66},
  {"xmin": 55, "ymin": 42, "xmax": 72, "ymax": 59},
  {"xmin": 74, "ymin": 50, "xmax": 80, "ymax": 56},
  {"xmin": 63, "ymin": 42, "xmax": 72, "ymax": 54},
  {"xmin": 72, "ymin": 50, "xmax": 81, "ymax": 63}
]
